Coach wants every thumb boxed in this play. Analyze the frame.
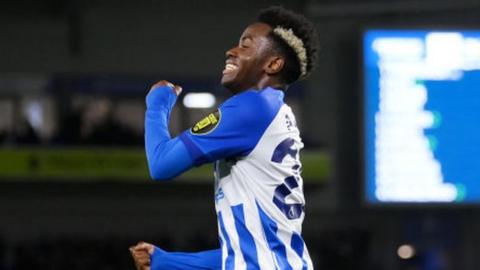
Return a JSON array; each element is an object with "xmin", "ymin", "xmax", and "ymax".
[
  {"xmin": 134, "ymin": 242, "xmax": 155, "ymax": 255},
  {"xmin": 173, "ymin": 85, "xmax": 183, "ymax": 96}
]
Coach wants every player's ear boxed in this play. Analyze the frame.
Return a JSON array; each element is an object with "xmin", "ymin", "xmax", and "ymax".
[{"xmin": 264, "ymin": 56, "xmax": 285, "ymax": 76}]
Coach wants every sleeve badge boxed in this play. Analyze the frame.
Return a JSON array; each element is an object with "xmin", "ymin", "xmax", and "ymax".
[{"xmin": 191, "ymin": 109, "xmax": 221, "ymax": 135}]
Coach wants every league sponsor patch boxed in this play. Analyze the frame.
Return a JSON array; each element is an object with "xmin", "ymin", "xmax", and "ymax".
[{"xmin": 191, "ymin": 109, "xmax": 221, "ymax": 135}]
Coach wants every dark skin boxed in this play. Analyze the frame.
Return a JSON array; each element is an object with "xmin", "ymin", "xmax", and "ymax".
[
  {"xmin": 131, "ymin": 22, "xmax": 288, "ymax": 270},
  {"xmin": 129, "ymin": 242, "xmax": 154, "ymax": 270},
  {"xmin": 221, "ymin": 22, "xmax": 287, "ymax": 93}
]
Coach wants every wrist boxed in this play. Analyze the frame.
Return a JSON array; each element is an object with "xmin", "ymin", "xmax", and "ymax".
[{"xmin": 151, "ymin": 247, "xmax": 168, "ymax": 269}]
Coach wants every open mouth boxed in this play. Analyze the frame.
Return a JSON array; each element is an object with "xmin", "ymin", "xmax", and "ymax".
[{"xmin": 223, "ymin": 63, "xmax": 239, "ymax": 74}]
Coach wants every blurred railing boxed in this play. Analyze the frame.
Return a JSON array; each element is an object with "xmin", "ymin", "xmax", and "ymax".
[{"xmin": 0, "ymin": 148, "xmax": 330, "ymax": 183}]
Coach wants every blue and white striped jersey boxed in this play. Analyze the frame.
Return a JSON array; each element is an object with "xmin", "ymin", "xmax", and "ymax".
[{"xmin": 180, "ymin": 87, "xmax": 313, "ymax": 270}]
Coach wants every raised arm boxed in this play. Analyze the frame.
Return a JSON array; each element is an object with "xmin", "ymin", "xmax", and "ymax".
[{"xmin": 144, "ymin": 81, "xmax": 194, "ymax": 181}]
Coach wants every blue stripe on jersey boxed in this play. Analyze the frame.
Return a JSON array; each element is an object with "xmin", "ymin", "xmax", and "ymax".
[
  {"xmin": 231, "ymin": 204, "xmax": 260, "ymax": 270},
  {"xmin": 218, "ymin": 212, "xmax": 235, "ymax": 270},
  {"xmin": 256, "ymin": 202, "xmax": 293, "ymax": 270},
  {"xmin": 291, "ymin": 233, "xmax": 308, "ymax": 270}
]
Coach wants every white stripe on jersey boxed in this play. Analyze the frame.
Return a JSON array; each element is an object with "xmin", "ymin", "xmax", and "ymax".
[
  {"xmin": 220, "ymin": 205, "xmax": 246, "ymax": 270},
  {"xmin": 280, "ymin": 226, "xmax": 304, "ymax": 269},
  {"xmin": 244, "ymin": 201, "xmax": 278, "ymax": 269}
]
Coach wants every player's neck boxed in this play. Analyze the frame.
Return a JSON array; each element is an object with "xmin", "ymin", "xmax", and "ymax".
[
  {"xmin": 227, "ymin": 78, "xmax": 287, "ymax": 95},
  {"xmin": 253, "ymin": 77, "xmax": 287, "ymax": 91}
]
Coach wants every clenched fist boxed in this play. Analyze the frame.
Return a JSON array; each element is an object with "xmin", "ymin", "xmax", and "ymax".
[
  {"xmin": 129, "ymin": 242, "xmax": 155, "ymax": 270},
  {"xmin": 149, "ymin": 80, "xmax": 183, "ymax": 96}
]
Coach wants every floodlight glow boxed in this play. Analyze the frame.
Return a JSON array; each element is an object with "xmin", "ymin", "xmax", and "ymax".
[
  {"xmin": 25, "ymin": 101, "xmax": 43, "ymax": 130},
  {"xmin": 183, "ymin": 92, "xmax": 216, "ymax": 109},
  {"xmin": 397, "ymin": 244, "xmax": 415, "ymax": 260}
]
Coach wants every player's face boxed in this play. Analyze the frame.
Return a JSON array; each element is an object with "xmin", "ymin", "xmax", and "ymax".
[{"xmin": 221, "ymin": 23, "xmax": 273, "ymax": 93}]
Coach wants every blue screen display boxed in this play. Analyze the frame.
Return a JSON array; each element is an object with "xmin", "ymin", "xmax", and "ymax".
[{"xmin": 364, "ymin": 30, "xmax": 480, "ymax": 204}]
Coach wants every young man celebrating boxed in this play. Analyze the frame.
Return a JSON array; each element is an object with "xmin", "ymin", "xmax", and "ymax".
[{"xmin": 130, "ymin": 6, "xmax": 319, "ymax": 270}]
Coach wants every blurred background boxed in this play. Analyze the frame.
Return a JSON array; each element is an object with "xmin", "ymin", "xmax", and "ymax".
[{"xmin": 1, "ymin": 0, "xmax": 480, "ymax": 269}]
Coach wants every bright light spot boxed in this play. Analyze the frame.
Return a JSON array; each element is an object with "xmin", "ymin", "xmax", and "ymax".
[
  {"xmin": 183, "ymin": 92, "xmax": 216, "ymax": 109},
  {"xmin": 25, "ymin": 101, "xmax": 43, "ymax": 130},
  {"xmin": 397, "ymin": 244, "xmax": 415, "ymax": 259}
]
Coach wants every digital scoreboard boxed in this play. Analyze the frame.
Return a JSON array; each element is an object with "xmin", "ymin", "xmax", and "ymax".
[{"xmin": 364, "ymin": 30, "xmax": 480, "ymax": 204}]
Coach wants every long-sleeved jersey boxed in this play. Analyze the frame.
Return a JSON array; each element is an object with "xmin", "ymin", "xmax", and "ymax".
[{"xmin": 178, "ymin": 87, "xmax": 313, "ymax": 270}]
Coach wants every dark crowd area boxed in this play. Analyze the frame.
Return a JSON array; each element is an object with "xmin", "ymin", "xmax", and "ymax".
[{"xmin": 0, "ymin": 232, "xmax": 373, "ymax": 270}]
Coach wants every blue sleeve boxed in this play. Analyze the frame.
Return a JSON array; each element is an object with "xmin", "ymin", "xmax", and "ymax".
[
  {"xmin": 151, "ymin": 247, "xmax": 221, "ymax": 270},
  {"xmin": 145, "ymin": 85, "xmax": 195, "ymax": 181},
  {"xmin": 179, "ymin": 90, "xmax": 282, "ymax": 165}
]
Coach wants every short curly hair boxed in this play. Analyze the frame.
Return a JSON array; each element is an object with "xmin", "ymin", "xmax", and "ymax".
[{"xmin": 257, "ymin": 6, "xmax": 319, "ymax": 84}]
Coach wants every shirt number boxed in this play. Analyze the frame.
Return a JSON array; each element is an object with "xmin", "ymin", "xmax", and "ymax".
[{"xmin": 271, "ymin": 138, "xmax": 304, "ymax": 220}]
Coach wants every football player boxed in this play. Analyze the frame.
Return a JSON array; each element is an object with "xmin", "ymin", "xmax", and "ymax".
[{"xmin": 130, "ymin": 6, "xmax": 319, "ymax": 270}]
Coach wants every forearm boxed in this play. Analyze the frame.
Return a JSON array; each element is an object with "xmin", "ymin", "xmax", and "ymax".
[
  {"xmin": 151, "ymin": 248, "xmax": 222, "ymax": 270},
  {"xmin": 145, "ymin": 85, "xmax": 194, "ymax": 180}
]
